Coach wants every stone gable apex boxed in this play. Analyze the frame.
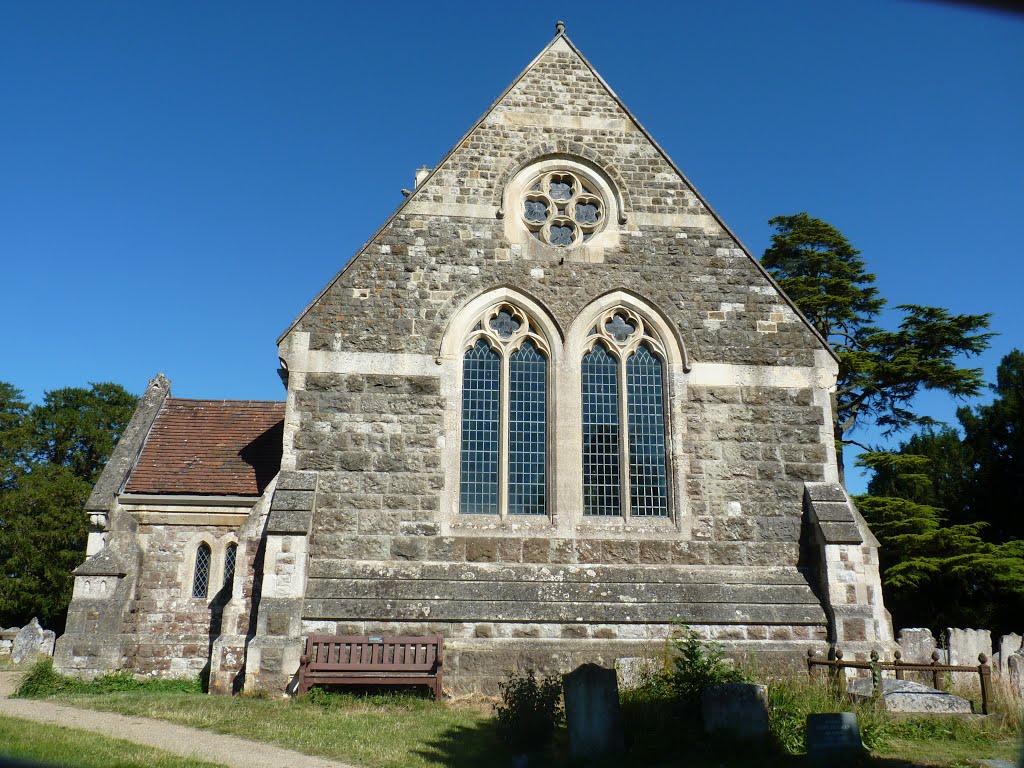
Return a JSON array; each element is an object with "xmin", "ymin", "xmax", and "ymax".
[{"xmin": 278, "ymin": 27, "xmax": 834, "ymax": 362}]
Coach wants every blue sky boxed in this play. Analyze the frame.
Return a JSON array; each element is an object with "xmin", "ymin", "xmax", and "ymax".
[{"xmin": 3, "ymin": 1, "xmax": 1022, "ymax": 491}]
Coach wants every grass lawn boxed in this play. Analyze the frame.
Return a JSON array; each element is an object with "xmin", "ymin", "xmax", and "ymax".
[
  {"xmin": 0, "ymin": 713, "xmax": 225, "ymax": 768},
  {"xmin": 46, "ymin": 689, "xmax": 498, "ymax": 768},
  {"xmin": 34, "ymin": 687, "xmax": 1020, "ymax": 768},
  {"xmin": 13, "ymin": 662, "xmax": 1023, "ymax": 768}
]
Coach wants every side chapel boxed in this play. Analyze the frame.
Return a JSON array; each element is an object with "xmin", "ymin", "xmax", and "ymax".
[{"xmin": 56, "ymin": 25, "xmax": 893, "ymax": 694}]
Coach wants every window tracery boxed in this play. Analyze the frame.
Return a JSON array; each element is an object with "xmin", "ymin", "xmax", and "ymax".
[
  {"xmin": 521, "ymin": 170, "xmax": 605, "ymax": 247},
  {"xmin": 460, "ymin": 304, "xmax": 549, "ymax": 517}
]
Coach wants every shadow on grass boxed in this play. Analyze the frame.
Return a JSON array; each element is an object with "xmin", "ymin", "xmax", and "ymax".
[{"xmin": 411, "ymin": 704, "xmax": 945, "ymax": 768}]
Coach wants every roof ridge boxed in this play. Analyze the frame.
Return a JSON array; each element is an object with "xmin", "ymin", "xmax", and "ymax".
[{"xmin": 165, "ymin": 397, "xmax": 285, "ymax": 406}]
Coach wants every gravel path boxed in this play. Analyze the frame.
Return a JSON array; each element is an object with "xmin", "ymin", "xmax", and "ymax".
[{"xmin": 0, "ymin": 673, "xmax": 359, "ymax": 768}]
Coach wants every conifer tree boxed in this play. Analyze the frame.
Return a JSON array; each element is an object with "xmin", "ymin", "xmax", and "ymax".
[{"xmin": 762, "ymin": 213, "xmax": 993, "ymax": 479}]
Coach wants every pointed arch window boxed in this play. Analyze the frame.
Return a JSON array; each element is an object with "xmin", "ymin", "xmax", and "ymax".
[
  {"xmin": 460, "ymin": 304, "xmax": 549, "ymax": 516},
  {"xmin": 222, "ymin": 543, "xmax": 237, "ymax": 596},
  {"xmin": 582, "ymin": 309, "xmax": 669, "ymax": 518},
  {"xmin": 192, "ymin": 543, "xmax": 211, "ymax": 599}
]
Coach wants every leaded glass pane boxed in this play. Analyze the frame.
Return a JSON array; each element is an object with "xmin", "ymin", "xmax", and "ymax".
[
  {"xmin": 489, "ymin": 309, "xmax": 521, "ymax": 339},
  {"xmin": 223, "ymin": 543, "xmax": 237, "ymax": 595},
  {"xmin": 192, "ymin": 544, "xmax": 211, "ymax": 598},
  {"xmin": 460, "ymin": 340, "xmax": 500, "ymax": 514},
  {"xmin": 575, "ymin": 201, "xmax": 599, "ymax": 224},
  {"xmin": 582, "ymin": 344, "xmax": 621, "ymax": 516},
  {"xmin": 605, "ymin": 314, "xmax": 636, "ymax": 343},
  {"xmin": 549, "ymin": 225, "xmax": 574, "ymax": 246},
  {"xmin": 627, "ymin": 345, "xmax": 669, "ymax": 517},
  {"xmin": 508, "ymin": 341, "xmax": 547, "ymax": 515},
  {"xmin": 524, "ymin": 200, "xmax": 547, "ymax": 223},
  {"xmin": 550, "ymin": 179, "xmax": 572, "ymax": 200}
]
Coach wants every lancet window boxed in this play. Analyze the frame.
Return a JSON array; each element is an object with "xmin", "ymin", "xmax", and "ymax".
[
  {"xmin": 460, "ymin": 304, "xmax": 549, "ymax": 516},
  {"xmin": 192, "ymin": 543, "xmax": 211, "ymax": 599},
  {"xmin": 581, "ymin": 309, "xmax": 669, "ymax": 518}
]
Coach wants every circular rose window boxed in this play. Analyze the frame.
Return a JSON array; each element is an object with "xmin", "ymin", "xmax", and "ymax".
[{"xmin": 521, "ymin": 171, "xmax": 604, "ymax": 247}]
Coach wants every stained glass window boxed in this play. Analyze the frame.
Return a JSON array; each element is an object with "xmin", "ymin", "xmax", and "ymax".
[
  {"xmin": 508, "ymin": 341, "xmax": 547, "ymax": 515},
  {"xmin": 627, "ymin": 346, "xmax": 669, "ymax": 517},
  {"xmin": 460, "ymin": 340, "xmax": 500, "ymax": 515},
  {"xmin": 192, "ymin": 543, "xmax": 211, "ymax": 599},
  {"xmin": 460, "ymin": 307, "xmax": 549, "ymax": 517},
  {"xmin": 223, "ymin": 543, "xmax": 237, "ymax": 595},
  {"xmin": 520, "ymin": 170, "xmax": 605, "ymax": 247},
  {"xmin": 581, "ymin": 312, "xmax": 670, "ymax": 519},
  {"xmin": 582, "ymin": 344, "xmax": 621, "ymax": 516}
]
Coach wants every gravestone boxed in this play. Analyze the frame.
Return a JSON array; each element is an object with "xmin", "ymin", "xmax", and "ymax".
[
  {"xmin": 898, "ymin": 627, "xmax": 937, "ymax": 663},
  {"xmin": 11, "ymin": 618, "xmax": 47, "ymax": 665},
  {"xmin": 702, "ymin": 683, "xmax": 770, "ymax": 740},
  {"xmin": 806, "ymin": 712, "xmax": 863, "ymax": 764},
  {"xmin": 847, "ymin": 677, "xmax": 973, "ymax": 714},
  {"xmin": 946, "ymin": 628, "xmax": 992, "ymax": 685},
  {"xmin": 563, "ymin": 663, "xmax": 624, "ymax": 761},
  {"xmin": 998, "ymin": 633, "xmax": 1022, "ymax": 674},
  {"xmin": 614, "ymin": 657, "xmax": 652, "ymax": 690},
  {"xmin": 1008, "ymin": 653, "xmax": 1024, "ymax": 697}
]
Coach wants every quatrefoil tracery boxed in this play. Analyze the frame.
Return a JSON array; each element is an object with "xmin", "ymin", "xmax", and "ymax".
[
  {"xmin": 583, "ymin": 308, "xmax": 664, "ymax": 360},
  {"xmin": 465, "ymin": 304, "xmax": 548, "ymax": 356}
]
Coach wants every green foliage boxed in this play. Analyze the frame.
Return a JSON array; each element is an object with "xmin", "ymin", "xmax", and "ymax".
[
  {"xmin": 27, "ymin": 383, "xmax": 139, "ymax": 483},
  {"xmin": 762, "ymin": 213, "xmax": 992, "ymax": 474},
  {"xmin": 0, "ymin": 464, "xmax": 91, "ymax": 628},
  {"xmin": 15, "ymin": 658, "xmax": 202, "ymax": 698},
  {"xmin": 958, "ymin": 349, "xmax": 1024, "ymax": 541},
  {"xmin": 494, "ymin": 670, "xmax": 564, "ymax": 752},
  {"xmin": 667, "ymin": 626, "xmax": 750, "ymax": 709},
  {"xmin": 0, "ymin": 380, "xmax": 138, "ymax": 631},
  {"xmin": 857, "ymin": 350, "xmax": 1024, "ymax": 634},
  {"xmin": 0, "ymin": 382, "xmax": 29, "ymax": 490}
]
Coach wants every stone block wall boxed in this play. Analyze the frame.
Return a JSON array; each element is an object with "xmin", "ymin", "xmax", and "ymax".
[{"xmin": 122, "ymin": 523, "xmax": 238, "ymax": 679}]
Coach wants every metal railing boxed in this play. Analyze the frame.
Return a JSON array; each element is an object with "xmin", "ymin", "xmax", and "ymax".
[{"xmin": 807, "ymin": 647, "xmax": 992, "ymax": 715}]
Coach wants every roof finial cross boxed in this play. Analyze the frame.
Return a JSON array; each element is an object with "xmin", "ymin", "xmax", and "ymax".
[{"xmin": 555, "ymin": 20, "xmax": 565, "ymax": 35}]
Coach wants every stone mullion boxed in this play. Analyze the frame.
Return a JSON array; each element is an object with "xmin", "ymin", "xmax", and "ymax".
[
  {"xmin": 618, "ymin": 352, "xmax": 631, "ymax": 520},
  {"xmin": 499, "ymin": 348, "xmax": 511, "ymax": 519}
]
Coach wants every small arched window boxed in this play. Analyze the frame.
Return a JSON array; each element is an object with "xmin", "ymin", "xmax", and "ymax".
[
  {"xmin": 582, "ymin": 309, "xmax": 669, "ymax": 518},
  {"xmin": 460, "ymin": 304, "xmax": 549, "ymax": 517},
  {"xmin": 192, "ymin": 543, "xmax": 211, "ymax": 599},
  {"xmin": 222, "ymin": 543, "xmax": 237, "ymax": 596}
]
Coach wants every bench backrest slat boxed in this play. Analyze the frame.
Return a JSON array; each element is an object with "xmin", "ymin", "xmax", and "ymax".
[{"xmin": 304, "ymin": 635, "xmax": 441, "ymax": 672}]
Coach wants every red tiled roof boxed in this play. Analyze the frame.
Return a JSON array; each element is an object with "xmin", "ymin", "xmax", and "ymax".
[{"xmin": 123, "ymin": 398, "xmax": 285, "ymax": 496}]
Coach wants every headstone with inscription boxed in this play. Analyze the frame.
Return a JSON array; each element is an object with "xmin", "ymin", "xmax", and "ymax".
[
  {"xmin": 563, "ymin": 663, "xmax": 624, "ymax": 761},
  {"xmin": 806, "ymin": 712, "xmax": 863, "ymax": 764}
]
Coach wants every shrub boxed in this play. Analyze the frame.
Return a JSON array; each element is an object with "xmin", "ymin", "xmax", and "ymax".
[
  {"xmin": 494, "ymin": 670, "xmax": 564, "ymax": 752},
  {"xmin": 668, "ymin": 626, "xmax": 750, "ymax": 709}
]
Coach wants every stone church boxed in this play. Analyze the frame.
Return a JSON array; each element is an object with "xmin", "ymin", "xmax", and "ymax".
[{"xmin": 55, "ymin": 25, "xmax": 892, "ymax": 694}]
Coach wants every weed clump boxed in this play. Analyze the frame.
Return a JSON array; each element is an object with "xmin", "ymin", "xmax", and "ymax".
[
  {"xmin": 494, "ymin": 670, "xmax": 564, "ymax": 753},
  {"xmin": 15, "ymin": 658, "xmax": 202, "ymax": 698}
]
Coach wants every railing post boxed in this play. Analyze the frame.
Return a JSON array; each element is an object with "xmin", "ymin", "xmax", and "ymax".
[
  {"xmin": 869, "ymin": 650, "xmax": 882, "ymax": 703},
  {"xmin": 978, "ymin": 653, "xmax": 991, "ymax": 716},
  {"xmin": 833, "ymin": 648, "xmax": 847, "ymax": 697},
  {"xmin": 931, "ymin": 651, "xmax": 944, "ymax": 691},
  {"xmin": 894, "ymin": 650, "xmax": 905, "ymax": 681},
  {"xmin": 807, "ymin": 648, "xmax": 816, "ymax": 678}
]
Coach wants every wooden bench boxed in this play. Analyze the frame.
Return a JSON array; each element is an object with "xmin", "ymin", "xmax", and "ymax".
[{"xmin": 297, "ymin": 634, "xmax": 444, "ymax": 699}]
